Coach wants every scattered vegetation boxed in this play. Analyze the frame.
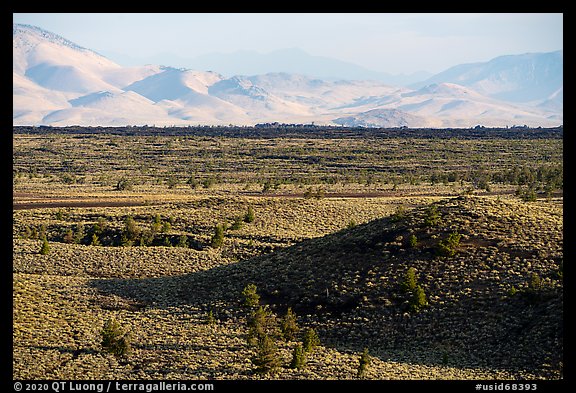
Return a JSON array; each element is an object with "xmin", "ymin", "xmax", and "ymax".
[{"xmin": 12, "ymin": 128, "xmax": 563, "ymax": 380}]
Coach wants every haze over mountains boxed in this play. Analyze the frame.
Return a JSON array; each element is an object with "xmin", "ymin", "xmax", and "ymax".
[{"xmin": 13, "ymin": 24, "xmax": 563, "ymax": 128}]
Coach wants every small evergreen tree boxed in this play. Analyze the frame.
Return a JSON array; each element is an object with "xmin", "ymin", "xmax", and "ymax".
[
  {"xmin": 230, "ymin": 216, "xmax": 244, "ymax": 230},
  {"xmin": 290, "ymin": 344, "xmax": 306, "ymax": 370},
  {"xmin": 39, "ymin": 237, "xmax": 50, "ymax": 255},
  {"xmin": 247, "ymin": 306, "xmax": 279, "ymax": 345},
  {"xmin": 101, "ymin": 318, "xmax": 131, "ymax": 358},
  {"xmin": 74, "ymin": 223, "xmax": 85, "ymax": 244},
  {"xmin": 424, "ymin": 204, "xmax": 440, "ymax": 227},
  {"xmin": 177, "ymin": 235, "xmax": 188, "ymax": 247},
  {"xmin": 401, "ymin": 267, "xmax": 417, "ymax": 293},
  {"xmin": 391, "ymin": 205, "xmax": 406, "ymax": 222},
  {"xmin": 280, "ymin": 307, "xmax": 299, "ymax": 341},
  {"xmin": 242, "ymin": 283, "xmax": 260, "ymax": 308},
  {"xmin": 94, "ymin": 217, "xmax": 107, "ymax": 235},
  {"xmin": 410, "ymin": 285, "xmax": 428, "ymax": 312},
  {"xmin": 161, "ymin": 221, "xmax": 171, "ymax": 233},
  {"xmin": 115, "ymin": 177, "xmax": 133, "ymax": 191},
  {"xmin": 302, "ymin": 328, "xmax": 320, "ymax": 353},
  {"xmin": 244, "ymin": 206, "xmax": 256, "ymax": 223},
  {"xmin": 408, "ymin": 234, "xmax": 418, "ymax": 248},
  {"xmin": 63, "ymin": 228, "xmax": 74, "ymax": 243},
  {"xmin": 187, "ymin": 176, "xmax": 199, "ymax": 189},
  {"xmin": 91, "ymin": 233, "xmax": 101, "ymax": 246},
  {"xmin": 210, "ymin": 224, "xmax": 225, "ymax": 248},
  {"xmin": 252, "ymin": 334, "xmax": 281, "ymax": 374},
  {"xmin": 206, "ymin": 310, "xmax": 216, "ymax": 326},
  {"xmin": 436, "ymin": 231, "xmax": 461, "ymax": 257},
  {"xmin": 357, "ymin": 347, "xmax": 371, "ymax": 378}
]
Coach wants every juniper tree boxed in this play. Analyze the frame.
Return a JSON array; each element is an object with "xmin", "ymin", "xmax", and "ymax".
[
  {"xmin": 280, "ymin": 307, "xmax": 299, "ymax": 341},
  {"xmin": 401, "ymin": 267, "xmax": 417, "ymax": 293},
  {"xmin": 290, "ymin": 344, "xmax": 307, "ymax": 370},
  {"xmin": 230, "ymin": 216, "xmax": 244, "ymax": 230},
  {"xmin": 357, "ymin": 347, "xmax": 371, "ymax": 378},
  {"xmin": 210, "ymin": 224, "xmax": 225, "ymax": 248},
  {"xmin": 91, "ymin": 233, "xmax": 101, "ymax": 246},
  {"xmin": 424, "ymin": 204, "xmax": 440, "ymax": 227},
  {"xmin": 436, "ymin": 231, "xmax": 461, "ymax": 257},
  {"xmin": 302, "ymin": 328, "xmax": 320, "ymax": 353},
  {"xmin": 206, "ymin": 310, "xmax": 217, "ymax": 326},
  {"xmin": 247, "ymin": 305, "xmax": 279, "ymax": 345},
  {"xmin": 242, "ymin": 283, "xmax": 260, "ymax": 308},
  {"xmin": 244, "ymin": 206, "xmax": 255, "ymax": 223},
  {"xmin": 252, "ymin": 334, "xmax": 281, "ymax": 374},
  {"xmin": 39, "ymin": 237, "xmax": 50, "ymax": 255},
  {"xmin": 177, "ymin": 235, "xmax": 188, "ymax": 247},
  {"xmin": 101, "ymin": 318, "xmax": 131, "ymax": 358}
]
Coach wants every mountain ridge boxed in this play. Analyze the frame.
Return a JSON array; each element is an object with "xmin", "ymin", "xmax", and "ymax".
[{"xmin": 13, "ymin": 23, "xmax": 562, "ymax": 128}]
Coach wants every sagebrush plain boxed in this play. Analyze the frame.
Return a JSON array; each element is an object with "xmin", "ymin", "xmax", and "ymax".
[{"xmin": 13, "ymin": 126, "xmax": 563, "ymax": 380}]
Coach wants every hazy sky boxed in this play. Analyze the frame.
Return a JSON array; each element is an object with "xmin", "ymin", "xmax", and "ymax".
[{"xmin": 12, "ymin": 13, "xmax": 563, "ymax": 74}]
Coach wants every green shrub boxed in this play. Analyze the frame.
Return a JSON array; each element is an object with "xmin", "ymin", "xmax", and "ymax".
[
  {"xmin": 436, "ymin": 231, "xmax": 461, "ymax": 257},
  {"xmin": 39, "ymin": 237, "xmax": 50, "ymax": 255},
  {"xmin": 244, "ymin": 206, "xmax": 256, "ymax": 223},
  {"xmin": 408, "ymin": 234, "xmax": 418, "ymax": 248},
  {"xmin": 242, "ymin": 283, "xmax": 260, "ymax": 308},
  {"xmin": 357, "ymin": 347, "xmax": 371, "ymax": 378},
  {"xmin": 424, "ymin": 204, "xmax": 440, "ymax": 227},
  {"xmin": 210, "ymin": 224, "xmax": 225, "ymax": 248},
  {"xmin": 247, "ymin": 306, "xmax": 278, "ymax": 345},
  {"xmin": 252, "ymin": 334, "xmax": 281, "ymax": 374},
  {"xmin": 302, "ymin": 328, "xmax": 320, "ymax": 353},
  {"xmin": 290, "ymin": 344, "xmax": 306, "ymax": 370},
  {"xmin": 280, "ymin": 307, "xmax": 299, "ymax": 341},
  {"xmin": 101, "ymin": 318, "xmax": 131, "ymax": 358},
  {"xmin": 401, "ymin": 267, "xmax": 417, "ymax": 293}
]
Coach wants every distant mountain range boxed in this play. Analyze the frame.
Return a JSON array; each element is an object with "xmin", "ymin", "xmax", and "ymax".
[
  {"xmin": 101, "ymin": 47, "xmax": 433, "ymax": 86},
  {"xmin": 13, "ymin": 23, "xmax": 562, "ymax": 128}
]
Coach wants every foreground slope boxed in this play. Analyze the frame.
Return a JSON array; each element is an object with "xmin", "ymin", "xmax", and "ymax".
[{"xmin": 180, "ymin": 196, "xmax": 563, "ymax": 377}]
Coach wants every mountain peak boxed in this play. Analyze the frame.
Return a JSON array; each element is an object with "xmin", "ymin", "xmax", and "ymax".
[{"xmin": 14, "ymin": 23, "xmax": 91, "ymax": 54}]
